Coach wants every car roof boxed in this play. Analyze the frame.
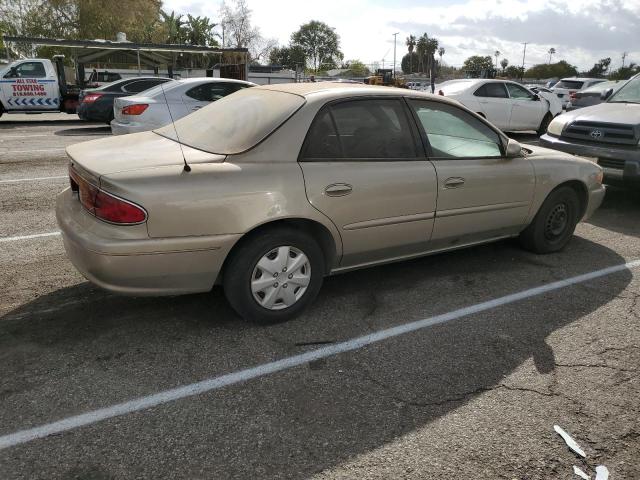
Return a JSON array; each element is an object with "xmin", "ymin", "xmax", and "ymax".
[
  {"xmin": 255, "ymin": 81, "xmax": 471, "ymax": 108},
  {"xmin": 175, "ymin": 77, "xmax": 254, "ymax": 85},
  {"xmin": 559, "ymin": 77, "xmax": 605, "ymax": 82}
]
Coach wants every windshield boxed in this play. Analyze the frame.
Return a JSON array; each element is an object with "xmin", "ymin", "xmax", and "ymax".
[
  {"xmin": 155, "ymin": 87, "xmax": 306, "ymax": 154},
  {"xmin": 582, "ymin": 81, "xmax": 618, "ymax": 94},
  {"xmin": 609, "ymin": 75, "xmax": 640, "ymax": 103}
]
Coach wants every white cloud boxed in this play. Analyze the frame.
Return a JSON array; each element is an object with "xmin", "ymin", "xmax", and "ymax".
[{"xmin": 163, "ymin": 0, "xmax": 640, "ymax": 71}]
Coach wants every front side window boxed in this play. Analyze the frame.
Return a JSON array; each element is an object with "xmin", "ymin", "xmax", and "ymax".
[
  {"xmin": 409, "ymin": 100, "xmax": 503, "ymax": 159},
  {"xmin": 302, "ymin": 98, "xmax": 417, "ymax": 160},
  {"xmin": 473, "ymin": 82, "xmax": 508, "ymax": 98},
  {"xmin": 4, "ymin": 61, "xmax": 46, "ymax": 78},
  {"xmin": 506, "ymin": 83, "xmax": 535, "ymax": 99}
]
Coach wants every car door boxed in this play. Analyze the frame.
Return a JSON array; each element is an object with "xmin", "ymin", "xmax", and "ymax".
[
  {"xmin": 505, "ymin": 82, "xmax": 545, "ymax": 130},
  {"xmin": 1, "ymin": 61, "xmax": 56, "ymax": 110},
  {"xmin": 182, "ymin": 82, "xmax": 246, "ymax": 113},
  {"xmin": 471, "ymin": 82, "xmax": 511, "ymax": 129},
  {"xmin": 299, "ymin": 97, "xmax": 438, "ymax": 268},
  {"xmin": 407, "ymin": 99, "xmax": 535, "ymax": 250}
]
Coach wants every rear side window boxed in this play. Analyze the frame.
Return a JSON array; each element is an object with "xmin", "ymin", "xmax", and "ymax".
[
  {"xmin": 409, "ymin": 100, "xmax": 503, "ymax": 159},
  {"xmin": 474, "ymin": 83, "xmax": 508, "ymax": 98},
  {"xmin": 302, "ymin": 98, "xmax": 418, "ymax": 160},
  {"xmin": 123, "ymin": 79, "xmax": 167, "ymax": 93},
  {"xmin": 185, "ymin": 83, "xmax": 245, "ymax": 102}
]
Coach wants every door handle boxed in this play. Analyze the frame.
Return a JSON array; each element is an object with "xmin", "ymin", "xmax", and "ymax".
[
  {"xmin": 324, "ymin": 183, "xmax": 353, "ymax": 197},
  {"xmin": 444, "ymin": 177, "xmax": 465, "ymax": 189}
]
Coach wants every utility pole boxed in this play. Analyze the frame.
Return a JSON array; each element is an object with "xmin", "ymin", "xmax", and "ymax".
[
  {"xmin": 392, "ymin": 32, "xmax": 399, "ymax": 78},
  {"xmin": 521, "ymin": 42, "xmax": 528, "ymax": 80},
  {"xmin": 622, "ymin": 52, "xmax": 628, "ymax": 68}
]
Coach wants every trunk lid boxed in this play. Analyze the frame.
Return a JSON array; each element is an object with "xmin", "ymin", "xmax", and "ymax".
[{"xmin": 66, "ymin": 131, "xmax": 225, "ymax": 177}]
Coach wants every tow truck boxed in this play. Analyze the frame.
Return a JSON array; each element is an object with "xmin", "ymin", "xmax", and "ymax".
[{"xmin": 0, "ymin": 55, "xmax": 80, "ymax": 117}]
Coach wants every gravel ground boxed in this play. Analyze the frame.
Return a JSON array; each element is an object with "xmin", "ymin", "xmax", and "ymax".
[{"xmin": 0, "ymin": 115, "xmax": 638, "ymax": 479}]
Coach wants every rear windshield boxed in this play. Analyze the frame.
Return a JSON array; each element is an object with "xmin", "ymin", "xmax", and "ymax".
[
  {"xmin": 155, "ymin": 88, "xmax": 306, "ymax": 154},
  {"xmin": 555, "ymin": 80, "xmax": 584, "ymax": 90}
]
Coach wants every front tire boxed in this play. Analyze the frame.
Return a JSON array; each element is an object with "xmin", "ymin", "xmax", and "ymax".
[
  {"xmin": 519, "ymin": 186, "xmax": 580, "ymax": 254},
  {"xmin": 537, "ymin": 112, "xmax": 553, "ymax": 136},
  {"xmin": 223, "ymin": 228, "xmax": 325, "ymax": 324}
]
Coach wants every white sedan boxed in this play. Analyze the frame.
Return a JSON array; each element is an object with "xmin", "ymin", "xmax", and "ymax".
[
  {"xmin": 437, "ymin": 79, "xmax": 562, "ymax": 134},
  {"xmin": 110, "ymin": 78, "xmax": 256, "ymax": 135}
]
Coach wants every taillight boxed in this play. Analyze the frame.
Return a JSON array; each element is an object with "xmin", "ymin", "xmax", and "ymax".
[
  {"xmin": 121, "ymin": 104, "xmax": 149, "ymax": 115},
  {"xmin": 569, "ymin": 91, "xmax": 577, "ymax": 100},
  {"xmin": 82, "ymin": 93, "xmax": 103, "ymax": 103},
  {"xmin": 69, "ymin": 166, "xmax": 146, "ymax": 224}
]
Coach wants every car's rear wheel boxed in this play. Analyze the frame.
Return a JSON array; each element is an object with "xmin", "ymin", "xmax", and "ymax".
[
  {"xmin": 223, "ymin": 228, "xmax": 324, "ymax": 324},
  {"xmin": 537, "ymin": 112, "xmax": 553, "ymax": 136},
  {"xmin": 519, "ymin": 186, "xmax": 580, "ymax": 253}
]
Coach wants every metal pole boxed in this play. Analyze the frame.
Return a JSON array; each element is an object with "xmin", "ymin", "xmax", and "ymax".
[
  {"xmin": 521, "ymin": 42, "xmax": 528, "ymax": 80},
  {"xmin": 392, "ymin": 32, "xmax": 399, "ymax": 78},
  {"xmin": 137, "ymin": 49, "xmax": 141, "ymax": 75}
]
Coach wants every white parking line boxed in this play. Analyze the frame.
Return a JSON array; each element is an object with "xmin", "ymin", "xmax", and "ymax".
[
  {"xmin": 0, "ymin": 232, "xmax": 61, "ymax": 243},
  {"xmin": 3, "ymin": 148, "xmax": 66, "ymax": 154},
  {"xmin": 0, "ymin": 175, "xmax": 67, "ymax": 184},
  {"xmin": 0, "ymin": 259, "xmax": 638, "ymax": 451}
]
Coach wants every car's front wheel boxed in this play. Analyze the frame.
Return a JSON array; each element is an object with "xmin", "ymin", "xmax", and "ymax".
[
  {"xmin": 537, "ymin": 112, "xmax": 553, "ymax": 136},
  {"xmin": 519, "ymin": 186, "xmax": 580, "ymax": 254},
  {"xmin": 223, "ymin": 228, "xmax": 325, "ymax": 324}
]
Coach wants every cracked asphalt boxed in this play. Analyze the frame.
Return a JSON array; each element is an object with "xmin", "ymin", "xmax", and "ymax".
[{"xmin": 1, "ymin": 114, "xmax": 639, "ymax": 479}]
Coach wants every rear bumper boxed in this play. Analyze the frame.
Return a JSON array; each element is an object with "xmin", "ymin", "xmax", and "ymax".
[
  {"xmin": 77, "ymin": 102, "xmax": 112, "ymax": 122},
  {"xmin": 56, "ymin": 188, "xmax": 240, "ymax": 296},
  {"xmin": 110, "ymin": 119, "xmax": 153, "ymax": 136},
  {"xmin": 540, "ymin": 134, "xmax": 640, "ymax": 186}
]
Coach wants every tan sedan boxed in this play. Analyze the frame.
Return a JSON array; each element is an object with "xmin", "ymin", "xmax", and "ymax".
[{"xmin": 56, "ymin": 82, "xmax": 605, "ymax": 323}]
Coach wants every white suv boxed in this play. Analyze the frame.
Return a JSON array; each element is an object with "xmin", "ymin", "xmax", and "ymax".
[{"xmin": 552, "ymin": 77, "xmax": 606, "ymax": 109}]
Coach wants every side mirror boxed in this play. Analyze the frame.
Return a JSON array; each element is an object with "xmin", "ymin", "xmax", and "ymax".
[
  {"xmin": 532, "ymin": 93, "xmax": 540, "ymax": 101},
  {"xmin": 506, "ymin": 138, "xmax": 523, "ymax": 158},
  {"xmin": 8, "ymin": 66, "xmax": 18, "ymax": 77},
  {"xmin": 601, "ymin": 88, "xmax": 614, "ymax": 100}
]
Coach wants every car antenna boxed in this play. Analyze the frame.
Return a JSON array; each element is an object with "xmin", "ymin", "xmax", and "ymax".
[{"xmin": 159, "ymin": 80, "xmax": 191, "ymax": 172}]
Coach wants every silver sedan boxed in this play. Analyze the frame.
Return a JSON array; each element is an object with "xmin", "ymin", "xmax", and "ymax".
[{"xmin": 110, "ymin": 77, "xmax": 256, "ymax": 135}]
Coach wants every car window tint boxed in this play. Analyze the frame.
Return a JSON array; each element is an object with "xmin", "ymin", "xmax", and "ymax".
[
  {"xmin": 555, "ymin": 80, "xmax": 584, "ymax": 89},
  {"xmin": 185, "ymin": 83, "xmax": 243, "ymax": 102},
  {"xmin": 473, "ymin": 82, "xmax": 508, "ymax": 98},
  {"xmin": 410, "ymin": 100, "xmax": 502, "ymax": 159},
  {"xmin": 506, "ymin": 83, "xmax": 533, "ymax": 99},
  {"xmin": 5, "ymin": 61, "xmax": 46, "ymax": 78},
  {"xmin": 302, "ymin": 109, "xmax": 341, "ymax": 159},
  {"xmin": 124, "ymin": 80, "xmax": 164, "ymax": 93},
  {"xmin": 329, "ymin": 99, "xmax": 417, "ymax": 159}
]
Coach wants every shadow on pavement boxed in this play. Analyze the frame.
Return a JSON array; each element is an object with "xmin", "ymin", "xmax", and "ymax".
[
  {"xmin": 588, "ymin": 185, "xmax": 640, "ymax": 238},
  {"xmin": 54, "ymin": 126, "xmax": 112, "ymax": 136},
  {"xmin": 0, "ymin": 237, "xmax": 632, "ymax": 478}
]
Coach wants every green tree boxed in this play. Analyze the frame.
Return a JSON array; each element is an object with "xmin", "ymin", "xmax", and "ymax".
[
  {"xmin": 609, "ymin": 63, "xmax": 640, "ymax": 80},
  {"xmin": 587, "ymin": 57, "xmax": 611, "ymax": 77},
  {"xmin": 401, "ymin": 52, "xmax": 420, "ymax": 74},
  {"xmin": 405, "ymin": 34, "xmax": 416, "ymax": 73},
  {"xmin": 547, "ymin": 47, "xmax": 556, "ymax": 64},
  {"xmin": 463, "ymin": 55, "xmax": 494, "ymax": 73},
  {"xmin": 415, "ymin": 34, "xmax": 427, "ymax": 73},
  {"xmin": 291, "ymin": 20, "xmax": 343, "ymax": 73},
  {"xmin": 504, "ymin": 65, "xmax": 524, "ymax": 78},
  {"xmin": 342, "ymin": 59, "xmax": 369, "ymax": 76},
  {"xmin": 160, "ymin": 10, "xmax": 186, "ymax": 44},
  {"xmin": 184, "ymin": 14, "xmax": 218, "ymax": 47},
  {"xmin": 500, "ymin": 58, "xmax": 509, "ymax": 74},
  {"xmin": 524, "ymin": 61, "xmax": 578, "ymax": 79},
  {"xmin": 438, "ymin": 46, "xmax": 445, "ymax": 65},
  {"xmin": 494, "ymin": 50, "xmax": 500, "ymax": 68},
  {"xmin": 268, "ymin": 45, "xmax": 306, "ymax": 69}
]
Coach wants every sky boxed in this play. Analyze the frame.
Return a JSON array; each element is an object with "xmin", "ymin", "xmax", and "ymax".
[{"xmin": 163, "ymin": 0, "xmax": 640, "ymax": 72}]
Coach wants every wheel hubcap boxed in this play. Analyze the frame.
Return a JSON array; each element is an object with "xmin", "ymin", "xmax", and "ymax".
[
  {"xmin": 545, "ymin": 203, "xmax": 568, "ymax": 240},
  {"xmin": 251, "ymin": 246, "xmax": 311, "ymax": 310}
]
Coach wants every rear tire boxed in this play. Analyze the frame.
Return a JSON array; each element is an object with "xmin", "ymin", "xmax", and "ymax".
[
  {"xmin": 519, "ymin": 186, "xmax": 580, "ymax": 254},
  {"xmin": 223, "ymin": 228, "xmax": 325, "ymax": 324},
  {"xmin": 537, "ymin": 112, "xmax": 553, "ymax": 136}
]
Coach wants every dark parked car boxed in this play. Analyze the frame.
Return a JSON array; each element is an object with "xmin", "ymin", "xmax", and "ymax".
[{"xmin": 77, "ymin": 77, "xmax": 172, "ymax": 123}]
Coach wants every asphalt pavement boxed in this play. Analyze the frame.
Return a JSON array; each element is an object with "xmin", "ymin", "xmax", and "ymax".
[{"xmin": 0, "ymin": 114, "xmax": 639, "ymax": 479}]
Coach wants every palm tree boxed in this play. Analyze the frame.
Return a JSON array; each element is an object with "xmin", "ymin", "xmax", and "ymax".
[
  {"xmin": 160, "ymin": 10, "xmax": 186, "ymax": 44},
  {"xmin": 406, "ymin": 34, "xmax": 416, "ymax": 73},
  {"xmin": 548, "ymin": 47, "xmax": 556, "ymax": 64},
  {"xmin": 416, "ymin": 34, "xmax": 428, "ymax": 73},
  {"xmin": 185, "ymin": 14, "xmax": 217, "ymax": 47},
  {"xmin": 494, "ymin": 50, "xmax": 501, "ymax": 68},
  {"xmin": 500, "ymin": 58, "xmax": 508, "ymax": 74},
  {"xmin": 426, "ymin": 37, "xmax": 439, "ymax": 75},
  {"xmin": 438, "ymin": 46, "xmax": 445, "ymax": 66}
]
